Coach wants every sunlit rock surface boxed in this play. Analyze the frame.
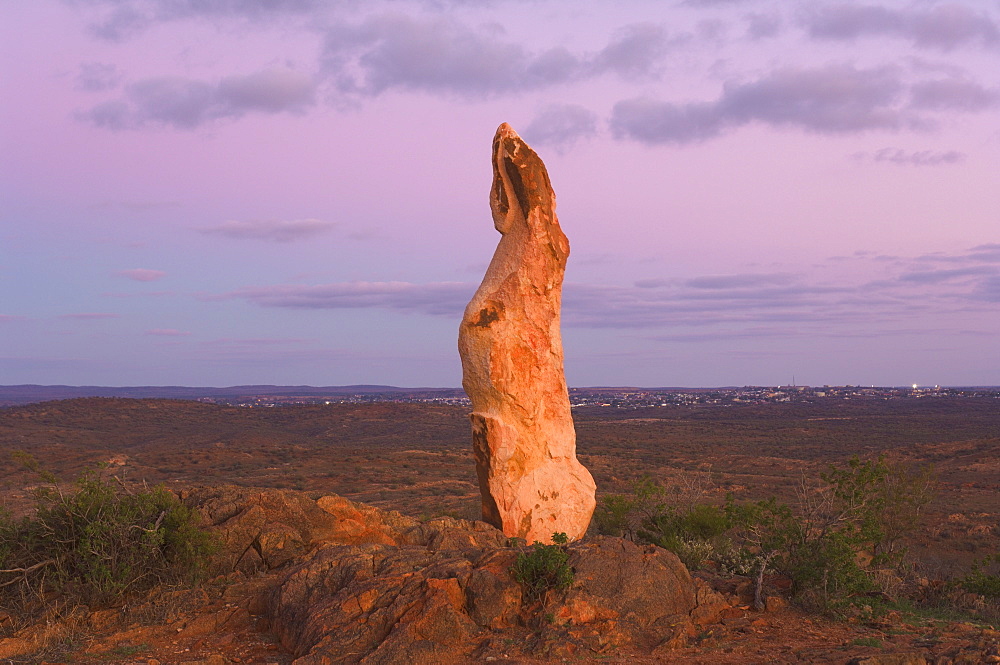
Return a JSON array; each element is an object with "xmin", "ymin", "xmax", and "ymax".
[{"xmin": 458, "ymin": 123, "xmax": 596, "ymax": 544}]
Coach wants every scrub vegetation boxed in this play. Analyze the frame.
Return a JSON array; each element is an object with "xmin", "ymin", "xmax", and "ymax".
[{"xmin": 0, "ymin": 456, "xmax": 216, "ymax": 614}]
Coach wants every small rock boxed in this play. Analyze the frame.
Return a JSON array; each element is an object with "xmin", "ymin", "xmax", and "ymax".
[
  {"xmin": 765, "ymin": 595, "xmax": 788, "ymax": 612},
  {"xmin": 848, "ymin": 654, "xmax": 928, "ymax": 665},
  {"xmin": 0, "ymin": 638, "xmax": 34, "ymax": 659}
]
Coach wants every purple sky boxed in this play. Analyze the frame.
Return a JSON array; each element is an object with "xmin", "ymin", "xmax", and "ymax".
[{"xmin": 2, "ymin": 0, "xmax": 999, "ymax": 388}]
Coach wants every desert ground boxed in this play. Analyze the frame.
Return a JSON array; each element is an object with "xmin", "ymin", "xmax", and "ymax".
[{"xmin": 0, "ymin": 396, "xmax": 997, "ymax": 663}]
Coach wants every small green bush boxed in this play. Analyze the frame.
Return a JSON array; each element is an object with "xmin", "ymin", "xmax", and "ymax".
[
  {"xmin": 727, "ymin": 456, "xmax": 935, "ymax": 612},
  {"xmin": 595, "ymin": 457, "xmax": 936, "ymax": 614},
  {"xmin": 0, "ymin": 466, "xmax": 217, "ymax": 610},
  {"xmin": 511, "ymin": 532, "xmax": 574, "ymax": 603},
  {"xmin": 958, "ymin": 553, "xmax": 1000, "ymax": 598}
]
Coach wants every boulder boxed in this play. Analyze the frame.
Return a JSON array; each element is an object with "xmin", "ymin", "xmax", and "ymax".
[
  {"xmin": 184, "ymin": 488, "xmax": 729, "ymax": 662},
  {"xmin": 269, "ymin": 527, "xmax": 724, "ymax": 663}
]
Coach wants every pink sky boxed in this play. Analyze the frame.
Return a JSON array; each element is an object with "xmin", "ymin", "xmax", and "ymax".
[{"xmin": 1, "ymin": 0, "xmax": 998, "ymax": 388}]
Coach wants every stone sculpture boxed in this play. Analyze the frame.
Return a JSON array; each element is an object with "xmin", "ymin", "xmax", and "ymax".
[{"xmin": 458, "ymin": 123, "xmax": 596, "ymax": 544}]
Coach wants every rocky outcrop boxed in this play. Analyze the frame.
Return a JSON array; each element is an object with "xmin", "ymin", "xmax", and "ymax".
[
  {"xmin": 458, "ymin": 122, "xmax": 596, "ymax": 545},
  {"xmin": 269, "ymin": 529, "xmax": 721, "ymax": 664},
  {"xmin": 184, "ymin": 486, "xmax": 422, "ymax": 572},
  {"xmin": 186, "ymin": 487, "xmax": 726, "ymax": 663}
]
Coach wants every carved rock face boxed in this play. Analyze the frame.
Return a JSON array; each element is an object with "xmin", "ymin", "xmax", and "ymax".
[{"xmin": 458, "ymin": 123, "xmax": 596, "ymax": 544}]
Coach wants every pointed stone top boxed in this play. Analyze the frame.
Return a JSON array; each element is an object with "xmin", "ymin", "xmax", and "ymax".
[{"xmin": 495, "ymin": 122, "xmax": 518, "ymax": 139}]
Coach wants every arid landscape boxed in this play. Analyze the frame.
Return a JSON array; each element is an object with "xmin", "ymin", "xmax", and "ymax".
[{"xmin": 0, "ymin": 396, "xmax": 997, "ymax": 663}]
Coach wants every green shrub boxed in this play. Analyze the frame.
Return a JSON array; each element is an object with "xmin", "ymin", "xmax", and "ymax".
[
  {"xmin": 594, "ymin": 474, "xmax": 729, "ymax": 569},
  {"xmin": 511, "ymin": 532, "xmax": 574, "ymax": 603},
  {"xmin": 727, "ymin": 456, "xmax": 935, "ymax": 612},
  {"xmin": 0, "ymin": 467, "xmax": 217, "ymax": 609},
  {"xmin": 958, "ymin": 553, "xmax": 1000, "ymax": 598},
  {"xmin": 592, "ymin": 493, "xmax": 636, "ymax": 539},
  {"xmin": 595, "ymin": 458, "xmax": 935, "ymax": 614}
]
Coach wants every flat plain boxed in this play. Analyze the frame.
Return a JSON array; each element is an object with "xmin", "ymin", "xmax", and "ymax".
[{"xmin": 1, "ymin": 396, "xmax": 996, "ymax": 576}]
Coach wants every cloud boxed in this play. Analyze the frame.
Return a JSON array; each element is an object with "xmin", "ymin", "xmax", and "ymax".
[
  {"xmin": 145, "ymin": 328, "xmax": 191, "ymax": 336},
  {"xmin": 685, "ymin": 273, "xmax": 794, "ymax": 289},
  {"xmin": 611, "ymin": 64, "xmax": 905, "ymax": 144},
  {"xmin": 198, "ymin": 219, "xmax": 336, "ymax": 242},
  {"xmin": 745, "ymin": 13, "xmax": 782, "ymax": 39},
  {"xmin": 523, "ymin": 104, "xmax": 598, "ymax": 153},
  {"xmin": 207, "ymin": 245, "xmax": 1000, "ymax": 339},
  {"xmin": 117, "ymin": 268, "xmax": 166, "ymax": 282},
  {"xmin": 77, "ymin": 63, "xmax": 121, "ymax": 92},
  {"xmin": 0, "ymin": 315, "xmax": 26, "ymax": 322},
  {"xmin": 974, "ymin": 276, "xmax": 1000, "ymax": 301},
  {"xmin": 89, "ymin": 5, "xmax": 148, "ymax": 41},
  {"xmin": 217, "ymin": 68, "xmax": 318, "ymax": 113},
  {"xmin": 214, "ymin": 281, "xmax": 473, "ymax": 315},
  {"xmin": 967, "ymin": 244, "xmax": 1000, "ymax": 263},
  {"xmin": 84, "ymin": 0, "xmax": 320, "ymax": 40},
  {"xmin": 202, "ymin": 336, "xmax": 313, "ymax": 348},
  {"xmin": 322, "ymin": 14, "xmax": 557, "ymax": 98},
  {"xmin": 80, "ymin": 67, "xmax": 315, "ymax": 129},
  {"xmin": 681, "ymin": 0, "xmax": 755, "ymax": 5},
  {"xmin": 909, "ymin": 78, "xmax": 998, "ymax": 111},
  {"xmin": 898, "ymin": 266, "xmax": 996, "ymax": 284},
  {"xmin": 914, "ymin": 244, "xmax": 1000, "ymax": 264},
  {"xmin": 719, "ymin": 64, "xmax": 904, "ymax": 131},
  {"xmin": 592, "ymin": 23, "xmax": 668, "ymax": 79},
  {"xmin": 857, "ymin": 147, "xmax": 966, "ymax": 166},
  {"xmin": 610, "ymin": 98, "xmax": 724, "ymax": 144},
  {"xmin": 804, "ymin": 3, "xmax": 1000, "ymax": 51},
  {"xmin": 320, "ymin": 15, "xmax": 675, "ymax": 100},
  {"xmin": 58, "ymin": 313, "xmax": 120, "ymax": 320}
]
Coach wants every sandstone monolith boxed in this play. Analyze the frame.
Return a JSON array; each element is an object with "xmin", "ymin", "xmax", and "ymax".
[{"xmin": 458, "ymin": 123, "xmax": 596, "ymax": 544}]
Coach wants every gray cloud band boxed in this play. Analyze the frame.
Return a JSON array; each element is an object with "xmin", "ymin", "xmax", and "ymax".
[{"xmin": 210, "ymin": 246, "xmax": 1000, "ymax": 330}]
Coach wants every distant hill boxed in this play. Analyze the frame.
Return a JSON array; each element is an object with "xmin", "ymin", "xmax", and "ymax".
[
  {"xmin": 0, "ymin": 384, "xmax": 459, "ymax": 406},
  {"xmin": 0, "ymin": 384, "xmax": 707, "ymax": 407}
]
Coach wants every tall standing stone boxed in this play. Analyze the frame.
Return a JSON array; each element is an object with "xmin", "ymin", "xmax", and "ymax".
[{"xmin": 458, "ymin": 123, "xmax": 596, "ymax": 544}]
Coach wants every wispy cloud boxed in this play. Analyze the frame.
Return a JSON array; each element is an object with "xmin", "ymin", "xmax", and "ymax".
[
  {"xmin": 115, "ymin": 268, "xmax": 167, "ymax": 282},
  {"xmin": 145, "ymin": 328, "xmax": 190, "ymax": 336},
  {"xmin": 212, "ymin": 281, "xmax": 472, "ymax": 315},
  {"xmin": 591, "ymin": 22, "xmax": 669, "ymax": 79},
  {"xmin": 744, "ymin": 13, "xmax": 782, "ymax": 40},
  {"xmin": 80, "ymin": 68, "xmax": 316, "ymax": 130},
  {"xmin": 610, "ymin": 64, "xmax": 907, "ymax": 145},
  {"xmin": 898, "ymin": 266, "xmax": 996, "ymax": 284},
  {"xmin": 84, "ymin": 0, "xmax": 321, "ymax": 41},
  {"xmin": 974, "ymin": 276, "xmax": 1000, "ymax": 302},
  {"xmin": 523, "ymin": 104, "xmax": 599, "ymax": 153},
  {"xmin": 319, "ymin": 15, "xmax": 678, "ymax": 101},
  {"xmin": 77, "ymin": 62, "xmax": 121, "ymax": 91},
  {"xmin": 198, "ymin": 219, "xmax": 336, "ymax": 242},
  {"xmin": 207, "ymin": 246, "xmax": 1000, "ymax": 339},
  {"xmin": 803, "ymin": 3, "xmax": 1000, "ymax": 51},
  {"xmin": 854, "ymin": 147, "xmax": 966, "ymax": 166},
  {"xmin": 116, "ymin": 268, "xmax": 166, "ymax": 282},
  {"xmin": 58, "ymin": 313, "xmax": 120, "ymax": 320},
  {"xmin": 684, "ymin": 273, "xmax": 794, "ymax": 289},
  {"xmin": 909, "ymin": 77, "xmax": 998, "ymax": 111}
]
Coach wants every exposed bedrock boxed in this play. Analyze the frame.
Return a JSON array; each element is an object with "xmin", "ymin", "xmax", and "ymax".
[{"xmin": 458, "ymin": 123, "xmax": 596, "ymax": 544}]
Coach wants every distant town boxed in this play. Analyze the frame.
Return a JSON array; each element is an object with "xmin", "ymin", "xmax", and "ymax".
[
  {"xmin": 195, "ymin": 385, "xmax": 1000, "ymax": 409},
  {"xmin": 1, "ymin": 383, "xmax": 998, "ymax": 409}
]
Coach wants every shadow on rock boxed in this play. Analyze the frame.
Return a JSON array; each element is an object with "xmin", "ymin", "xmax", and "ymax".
[{"xmin": 186, "ymin": 486, "xmax": 730, "ymax": 663}]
